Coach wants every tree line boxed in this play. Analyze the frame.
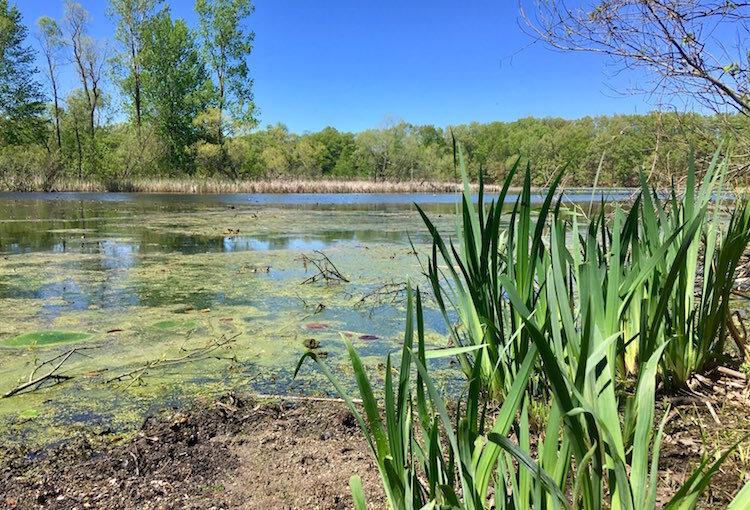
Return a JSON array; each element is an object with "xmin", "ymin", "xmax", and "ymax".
[
  {"xmin": 1, "ymin": 0, "xmax": 254, "ymax": 188},
  {"xmin": 1, "ymin": 0, "xmax": 748, "ymax": 190}
]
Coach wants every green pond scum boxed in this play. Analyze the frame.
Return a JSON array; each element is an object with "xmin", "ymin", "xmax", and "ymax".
[
  {"xmin": 3, "ymin": 331, "xmax": 92, "ymax": 347},
  {"xmin": 0, "ymin": 196, "xmax": 468, "ymax": 449}
]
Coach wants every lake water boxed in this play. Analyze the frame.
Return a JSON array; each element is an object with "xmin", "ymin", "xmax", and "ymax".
[{"xmin": 0, "ymin": 191, "xmax": 625, "ymax": 446}]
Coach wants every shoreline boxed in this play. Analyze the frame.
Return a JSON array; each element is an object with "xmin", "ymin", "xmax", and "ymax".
[
  {"xmin": 2, "ymin": 177, "xmax": 642, "ymax": 195},
  {"xmin": 1, "ymin": 389, "xmax": 748, "ymax": 509}
]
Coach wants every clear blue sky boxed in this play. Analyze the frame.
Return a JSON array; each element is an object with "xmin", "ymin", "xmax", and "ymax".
[{"xmin": 17, "ymin": 0, "xmax": 655, "ymax": 134}]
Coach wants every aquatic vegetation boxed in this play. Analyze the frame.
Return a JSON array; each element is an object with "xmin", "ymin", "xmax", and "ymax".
[
  {"xmin": 3, "ymin": 330, "xmax": 91, "ymax": 347},
  {"xmin": 417, "ymin": 149, "xmax": 563, "ymax": 397},
  {"xmin": 151, "ymin": 319, "xmax": 197, "ymax": 331},
  {"xmin": 44, "ymin": 176, "xmax": 510, "ymax": 194},
  {"xmin": 300, "ymin": 283, "xmax": 750, "ymax": 509},
  {"xmin": 419, "ymin": 147, "xmax": 750, "ymax": 394},
  {"xmin": 634, "ymin": 153, "xmax": 750, "ymax": 387},
  {"xmin": 0, "ymin": 198, "xmax": 459, "ymax": 446}
]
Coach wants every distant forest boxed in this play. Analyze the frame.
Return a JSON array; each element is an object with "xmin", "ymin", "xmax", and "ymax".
[
  {"xmin": 5, "ymin": 111, "xmax": 747, "ymax": 191},
  {"xmin": 1, "ymin": 1, "xmax": 748, "ymax": 190}
]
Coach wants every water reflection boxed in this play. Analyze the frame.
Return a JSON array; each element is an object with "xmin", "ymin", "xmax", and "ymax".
[
  {"xmin": 0, "ymin": 192, "xmax": 624, "ymax": 322},
  {"xmin": 0, "ymin": 197, "xmax": 438, "ymax": 255},
  {"xmin": 0, "ymin": 189, "xmax": 638, "ymax": 206}
]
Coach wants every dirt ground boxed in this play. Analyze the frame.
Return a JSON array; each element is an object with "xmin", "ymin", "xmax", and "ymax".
[
  {"xmin": 1, "ymin": 372, "xmax": 749, "ymax": 510},
  {"xmin": 0, "ymin": 395, "xmax": 386, "ymax": 510}
]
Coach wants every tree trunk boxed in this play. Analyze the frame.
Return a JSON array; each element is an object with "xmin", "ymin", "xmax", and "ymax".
[
  {"xmin": 131, "ymin": 38, "xmax": 142, "ymax": 140},
  {"xmin": 53, "ymin": 85, "xmax": 62, "ymax": 154},
  {"xmin": 46, "ymin": 54, "xmax": 63, "ymax": 154},
  {"xmin": 218, "ymin": 74, "xmax": 225, "ymax": 176},
  {"xmin": 74, "ymin": 124, "xmax": 83, "ymax": 180}
]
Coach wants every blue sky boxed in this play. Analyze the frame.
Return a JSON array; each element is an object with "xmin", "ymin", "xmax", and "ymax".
[{"xmin": 17, "ymin": 0, "xmax": 655, "ymax": 133}]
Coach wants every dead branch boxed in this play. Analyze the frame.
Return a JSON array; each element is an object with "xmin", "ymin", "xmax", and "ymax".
[
  {"xmin": 521, "ymin": 0, "xmax": 750, "ymax": 115},
  {"xmin": 355, "ymin": 281, "xmax": 408, "ymax": 307},
  {"xmin": 356, "ymin": 281, "xmax": 431, "ymax": 308},
  {"xmin": 727, "ymin": 310, "xmax": 750, "ymax": 363},
  {"xmin": 106, "ymin": 333, "xmax": 240, "ymax": 388},
  {"xmin": 3, "ymin": 346, "xmax": 98, "ymax": 398},
  {"xmin": 300, "ymin": 251, "xmax": 349, "ymax": 284}
]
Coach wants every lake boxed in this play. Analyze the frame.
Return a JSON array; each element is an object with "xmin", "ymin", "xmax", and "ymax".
[{"xmin": 0, "ymin": 191, "xmax": 627, "ymax": 446}]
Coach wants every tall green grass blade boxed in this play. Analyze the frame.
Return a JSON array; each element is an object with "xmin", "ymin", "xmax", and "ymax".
[
  {"xmin": 488, "ymin": 433, "xmax": 570, "ymax": 510},
  {"xmin": 728, "ymin": 481, "xmax": 750, "ymax": 510},
  {"xmin": 350, "ymin": 476, "xmax": 367, "ymax": 510}
]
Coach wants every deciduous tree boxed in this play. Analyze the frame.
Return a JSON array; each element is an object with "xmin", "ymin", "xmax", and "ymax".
[
  {"xmin": 108, "ymin": 0, "xmax": 161, "ymax": 137},
  {"xmin": 0, "ymin": 0, "xmax": 46, "ymax": 146},
  {"xmin": 36, "ymin": 16, "xmax": 64, "ymax": 152},
  {"xmin": 195, "ymin": 0, "xmax": 256, "ymax": 177},
  {"xmin": 140, "ymin": 7, "xmax": 212, "ymax": 171},
  {"xmin": 64, "ymin": 1, "xmax": 105, "ymax": 145}
]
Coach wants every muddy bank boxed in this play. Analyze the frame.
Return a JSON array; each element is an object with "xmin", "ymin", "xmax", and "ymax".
[
  {"xmin": 1, "ymin": 395, "xmax": 385, "ymax": 510},
  {"xmin": 2, "ymin": 383, "xmax": 749, "ymax": 510}
]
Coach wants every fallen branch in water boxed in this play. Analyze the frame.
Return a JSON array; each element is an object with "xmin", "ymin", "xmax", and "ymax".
[
  {"xmin": 106, "ymin": 333, "xmax": 240, "ymax": 388},
  {"xmin": 246, "ymin": 393, "xmax": 363, "ymax": 405},
  {"xmin": 355, "ymin": 280, "xmax": 411, "ymax": 307},
  {"xmin": 300, "ymin": 251, "xmax": 349, "ymax": 285},
  {"xmin": 3, "ymin": 346, "xmax": 98, "ymax": 398},
  {"xmin": 355, "ymin": 282, "xmax": 430, "ymax": 316}
]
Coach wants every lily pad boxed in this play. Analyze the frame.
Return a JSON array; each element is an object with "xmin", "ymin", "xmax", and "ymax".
[
  {"xmin": 151, "ymin": 320, "xmax": 197, "ymax": 331},
  {"xmin": 3, "ymin": 331, "xmax": 91, "ymax": 348},
  {"xmin": 20, "ymin": 409, "xmax": 39, "ymax": 419}
]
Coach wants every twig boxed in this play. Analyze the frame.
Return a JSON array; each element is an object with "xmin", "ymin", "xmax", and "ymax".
[
  {"xmin": 717, "ymin": 365, "xmax": 747, "ymax": 381},
  {"xmin": 106, "ymin": 333, "xmax": 240, "ymax": 388},
  {"xmin": 247, "ymin": 393, "xmax": 363, "ymax": 405},
  {"xmin": 727, "ymin": 311, "xmax": 750, "ymax": 363},
  {"xmin": 3, "ymin": 346, "xmax": 97, "ymax": 398},
  {"xmin": 300, "ymin": 251, "xmax": 349, "ymax": 284},
  {"xmin": 356, "ymin": 281, "xmax": 409, "ymax": 307},
  {"xmin": 705, "ymin": 400, "xmax": 721, "ymax": 425}
]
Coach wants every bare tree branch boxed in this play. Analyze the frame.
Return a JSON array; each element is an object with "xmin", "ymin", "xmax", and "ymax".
[{"xmin": 521, "ymin": 0, "xmax": 750, "ymax": 114}]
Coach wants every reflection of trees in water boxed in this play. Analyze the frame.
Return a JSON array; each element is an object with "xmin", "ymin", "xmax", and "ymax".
[
  {"xmin": 0, "ymin": 241, "xmax": 141, "ymax": 320},
  {"xmin": 0, "ymin": 198, "xmax": 463, "ymax": 320},
  {"xmin": 0, "ymin": 197, "xmax": 435, "ymax": 255}
]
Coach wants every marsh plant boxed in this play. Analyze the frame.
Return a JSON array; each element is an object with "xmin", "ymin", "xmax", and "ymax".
[
  {"xmin": 422, "ymin": 147, "xmax": 750, "ymax": 393},
  {"xmin": 297, "ymin": 284, "xmax": 749, "ymax": 509},
  {"xmin": 297, "ymin": 146, "xmax": 750, "ymax": 508}
]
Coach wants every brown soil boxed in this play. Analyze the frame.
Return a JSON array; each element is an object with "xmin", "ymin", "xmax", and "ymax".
[
  {"xmin": 0, "ymin": 395, "xmax": 386, "ymax": 510},
  {"xmin": 1, "ymin": 371, "xmax": 749, "ymax": 510}
]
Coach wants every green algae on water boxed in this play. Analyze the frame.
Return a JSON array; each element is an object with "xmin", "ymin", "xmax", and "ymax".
[
  {"xmin": 0, "ymin": 198, "xmax": 468, "ymax": 450},
  {"xmin": 3, "ymin": 331, "xmax": 91, "ymax": 347},
  {"xmin": 151, "ymin": 320, "xmax": 198, "ymax": 331}
]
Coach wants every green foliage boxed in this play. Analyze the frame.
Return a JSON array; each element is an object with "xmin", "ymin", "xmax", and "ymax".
[
  {"xmin": 108, "ymin": 0, "xmax": 162, "ymax": 126},
  {"xmin": 140, "ymin": 7, "xmax": 212, "ymax": 171},
  {"xmin": 0, "ymin": 0, "xmax": 46, "ymax": 145},
  {"xmin": 295, "ymin": 285, "xmax": 565, "ymax": 509},
  {"xmin": 635, "ymin": 153, "xmax": 750, "ymax": 388},
  {"xmin": 3, "ymin": 0, "xmax": 750, "ymax": 186},
  {"xmin": 195, "ymin": 0, "xmax": 256, "ymax": 131},
  {"xmin": 0, "ymin": 144, "xmax": 61, "ymax": 190}
]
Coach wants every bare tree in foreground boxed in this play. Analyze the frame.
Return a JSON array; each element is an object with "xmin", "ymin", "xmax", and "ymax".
[{"xmin": 521, "ymin": 0, "xmax": 750, "ymax": 115}]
